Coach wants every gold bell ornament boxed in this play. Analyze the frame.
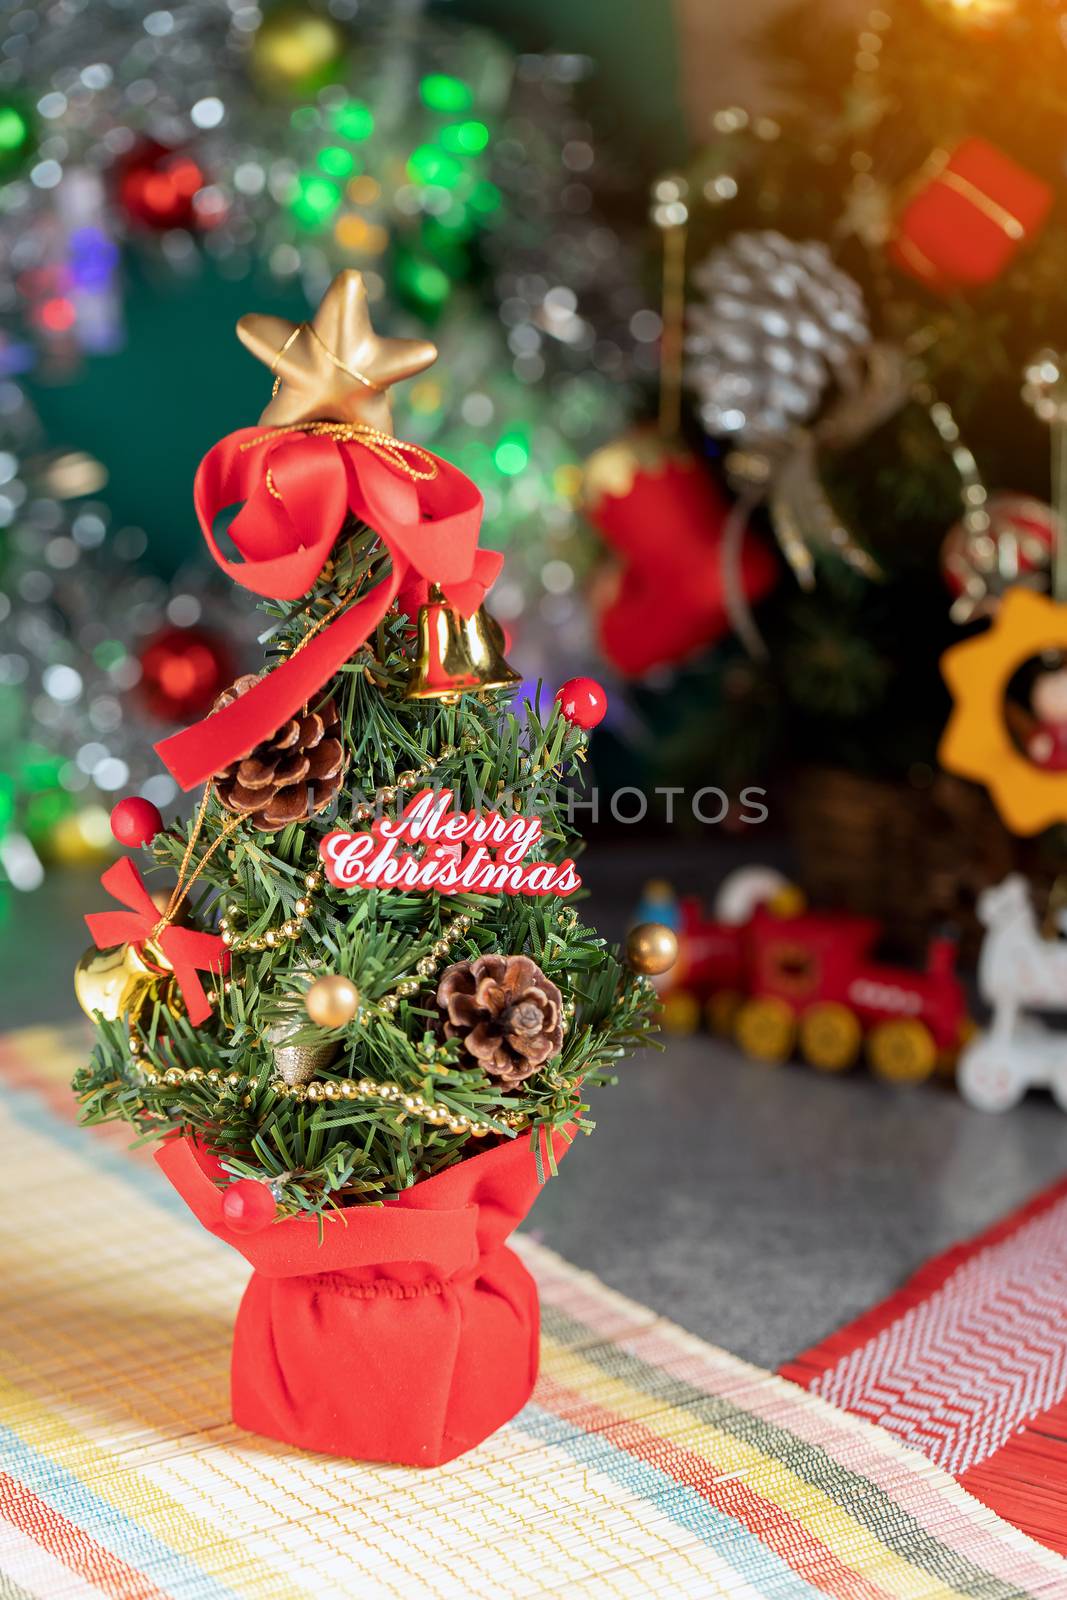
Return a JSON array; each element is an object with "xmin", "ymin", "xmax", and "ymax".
[
  {"xmin": 74, "ymin": 941, "xmax": 172, "ymax": 1025},
  {"xmin": 406, "ymin": 587, "xmax": 521, "ymax": 703},
  {"xmin": 264, "ymin": 1022, "xmax": 339, "ymax": 1087}
]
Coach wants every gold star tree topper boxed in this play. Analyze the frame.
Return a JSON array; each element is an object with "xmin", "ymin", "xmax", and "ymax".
[{"xmin": 236, "ymin": 269, "xmax": 438, "ymax": 434}]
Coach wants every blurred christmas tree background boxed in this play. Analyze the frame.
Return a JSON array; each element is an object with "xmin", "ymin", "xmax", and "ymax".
[{"xmin": 648, "ymin": 0, "xmax": 1067, "ymax": 803}]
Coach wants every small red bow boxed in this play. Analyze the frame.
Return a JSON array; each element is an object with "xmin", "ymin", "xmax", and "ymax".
[
  {"xmin": 154, "ymin": 427, "xmax": 501, "ymax": 790},
  {"xmin": 86, "ymin": 858, "xmax": 229, "ymax": 1026}
]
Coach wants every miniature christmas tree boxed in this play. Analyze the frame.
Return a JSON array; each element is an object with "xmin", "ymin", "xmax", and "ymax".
[{"xmin": 71, "ymin": 270, "xmax": 662, "ymax": 1466}]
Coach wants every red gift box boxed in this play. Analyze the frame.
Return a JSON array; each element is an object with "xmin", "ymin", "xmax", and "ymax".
[
  {"xmin": 890, "ymin": 136, "xmax": 1052, "ymax": 293},
  {"xmin": 157, "ymin": 1131, "xmax": 568, "ymax": 1466}
]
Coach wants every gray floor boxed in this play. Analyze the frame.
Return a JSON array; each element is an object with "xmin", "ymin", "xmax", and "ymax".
[{"xmin": 5, "ymin": 844, "xmax": 1067, "ymax": 1372}]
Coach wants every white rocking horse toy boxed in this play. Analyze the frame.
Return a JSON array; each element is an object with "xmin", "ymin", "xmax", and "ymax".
[{"xmin": 958, "ymin": 874, "xmax": 1067, "ymax": 1112}]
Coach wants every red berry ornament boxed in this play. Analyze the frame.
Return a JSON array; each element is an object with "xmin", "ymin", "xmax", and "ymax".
[
  {"xmin": 110, "ymin": 796, "xmax": 164, "ymax": 848},
  {"xmin": 556, "ymin": 677, "xmax": 608, "ymax": 730},
  {"xmin": 221, "ymin": 1179, "xmax": 278, "ymax": 1233}
]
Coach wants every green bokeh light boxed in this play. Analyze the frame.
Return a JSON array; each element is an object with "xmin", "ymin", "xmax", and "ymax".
[
  {"xmin": 424, "ymin": 207, "xmax": 474, "ymax": 245},
  {"xmin": 25, "ymin": 788, "xmax": 72, "ymax": 839},
  {"xmin": 289, "ymin": 105, "xmax": 320, "ymax": 133},
  {"xmin": 395, "ymin": 252, "xmax": 451, "ymax": 312},
  {"xmin": 493, "ymin": 431, "xmax": 530, "ymax": 476},
  {"xmin": 419, "ymin": 74, "xmax": 472, "ymax": 114},
  {"xmin": 317, "ymin": 145, "xmax": 356, "ymax": 178},
  {"xmin": 406, "ymin": 144, "xmax": 464, "ymax": 189},
  {"xmin": 290, "ymin": 173, "xmax": 342, "ymax": 229},
  {"xmin": 332, "ymin": 99, "xmax": 375, "ymax": 141},
  {"xmin": 440, "ymin": 120, "xmax": 489, "ymax": 155},
  {"xmin": 92, "ymin": 640, "xmax": 126, "ymax": 672},
  {"xmin": 18, "ymin": 743, "xmax": 65, "ymax": 794},
  {"xmin": 468, "ymin": 180, "xmax": 502, "ymax": 216},
  {"xmin": 0, "ymin": 106, "xmax": 27, "ymax": 153}
]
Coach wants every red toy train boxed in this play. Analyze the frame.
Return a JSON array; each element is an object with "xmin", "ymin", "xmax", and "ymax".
[{"xmin": 641, "ymin": 871, "xmax": 970, "ymax": 1083}]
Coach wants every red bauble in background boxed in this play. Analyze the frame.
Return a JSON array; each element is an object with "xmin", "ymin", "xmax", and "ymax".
[
  {"xmin": 584, "ymin": 431, "xmax": 778, "ymax": 678},
  {"xmin": 118, "ymin": 140, "xmax": 214, "ymax": 232},
  {"xmin": 110, "ymin": 796, "xmax": 164, "ymax": 848},
  {"xmin": 556, "ymin": 677, "xmax": 608, "ymax": 730},
  {"xmin": 941, "ymin": 494, "xmax": 1056, "ymax": 623},
  {"xmin": 138, "ymin": 625, "xmax": 234, "ymax": 722},
  {"xmin": 221, "ymin": 1179, "xmax": 278, "ymax": 1233}
]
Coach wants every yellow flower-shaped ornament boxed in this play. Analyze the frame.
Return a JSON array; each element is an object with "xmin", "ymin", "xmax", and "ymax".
[{"xmin": 939, "ymin": 588, "xmax": 1067, "ymax": 834}]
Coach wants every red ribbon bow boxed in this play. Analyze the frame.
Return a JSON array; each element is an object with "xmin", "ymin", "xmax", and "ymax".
[
  {"xmin": 86, "ymin": 858, "xmax": 230, "ymax": 1026},
  {"xmin": 154, "ymin": 427, "xmax": 502, "ymax": 790}
]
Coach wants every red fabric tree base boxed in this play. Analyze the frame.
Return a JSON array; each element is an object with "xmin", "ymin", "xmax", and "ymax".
[{"xmin": 157, "ymin": 1132, "xmax": 567, "ymax": 1466}]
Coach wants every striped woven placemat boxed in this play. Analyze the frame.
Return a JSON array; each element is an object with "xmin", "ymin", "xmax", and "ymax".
[
  {"xmin": 783, "ymin": 1170, "xmax": 1067, "ymax": 1563},
  {"xmin": 2, "ymin": 1024, "xmax": 1066, "ymax": 1600}
]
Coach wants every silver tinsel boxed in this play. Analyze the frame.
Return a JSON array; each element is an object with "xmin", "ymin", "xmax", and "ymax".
[
  {"xmin": 686, "ymin": 231, "xmax": 871, "ymax": 445},
  {"xmin": 486, "ymin": 53, "xmax": 659, "ymax": 391},
  {"xmin": 0, "ymin": 0, "xmax": 514, "ymax": 373},
  {"xmin": 0, "ymin": 382, "xmax": 260, "ymax": 889}
]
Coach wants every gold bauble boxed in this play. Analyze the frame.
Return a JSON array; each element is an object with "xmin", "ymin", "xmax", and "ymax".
[
  {"xmin": 626, "ymin": 922, "xmax": 679, "ymax": 977},
  {"xmin": 304, "ymin": 974, "xmax": 360, "ymax": 1028},
  {"xmin": 74, "ymin": 942, "xmax": 165, "ymax": 1024},
  {"xmin": 47, "ymin": 806, "xmax": 113, "ymax": 867},
  {"xmin": 250, "ymin": 4, "xmax": 346, "ymax": 93}
]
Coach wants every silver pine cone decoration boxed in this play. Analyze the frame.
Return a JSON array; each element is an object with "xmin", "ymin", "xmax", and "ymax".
[{"xmin": 686, "ymin": 231, "xmax": 871, "ymax": 445}]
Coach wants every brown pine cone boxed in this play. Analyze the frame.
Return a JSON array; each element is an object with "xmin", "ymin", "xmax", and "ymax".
[
  {"xmin": 211, "ymin": 675, "xmax": 347, "ymax": 833},
  {"xmin": 437, "ymin": 953, "xmax": 563, "ymax": 1087}
]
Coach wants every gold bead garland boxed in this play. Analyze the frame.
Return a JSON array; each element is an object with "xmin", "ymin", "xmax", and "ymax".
[
  {"xmin": 348, "ymin": 734, "xmax": 480, "ymax": 822},
  {"xmin": 140, "ymin": 1060, "xmax": 529, "ymax": 1137},
  {"xmin": 221, "ymin": 870, "xmax": 324, "ymax": 954},
  {"xmin": 275, "ymin": 1074, "xmax": 529, "ymax": 1139},
  {"xmin": 142, "ymin": 1065, "xmax": 245, "ymax": 1092},
  {"xmin": 140, "ymin": 1055, "xmax": 573, "ymax": 1142},
  {"xmin": 130, "ymin": 899, "xmax": 473, "ymax": 1059}
]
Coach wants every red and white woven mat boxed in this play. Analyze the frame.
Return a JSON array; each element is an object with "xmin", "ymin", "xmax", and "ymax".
[{"xmin": 782, "ymin": 1174, "xmax": 1067, "ymax": 1558}]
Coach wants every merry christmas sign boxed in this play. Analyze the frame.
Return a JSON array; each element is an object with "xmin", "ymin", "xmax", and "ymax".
[{"xmin": 320, "ymin": 789, "xmax": 582, "ymax": 898}]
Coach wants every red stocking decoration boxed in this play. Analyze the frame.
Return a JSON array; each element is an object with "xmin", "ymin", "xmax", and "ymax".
[{"xmin": 585, "ymin": 431, "xmax": 777, "ymax": 677}]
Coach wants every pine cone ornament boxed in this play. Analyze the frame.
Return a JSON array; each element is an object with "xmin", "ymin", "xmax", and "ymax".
[
  {"xmin": 211, "ymin": 675, "xmax": 346, "ymax": 832},
  {"xmin": 686, "ymin": 231, "xmax": 870, "ymax": 445},
  {"xmin": 437, "ymin": 954, "xmax": 563, "ymax": 1087}
]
